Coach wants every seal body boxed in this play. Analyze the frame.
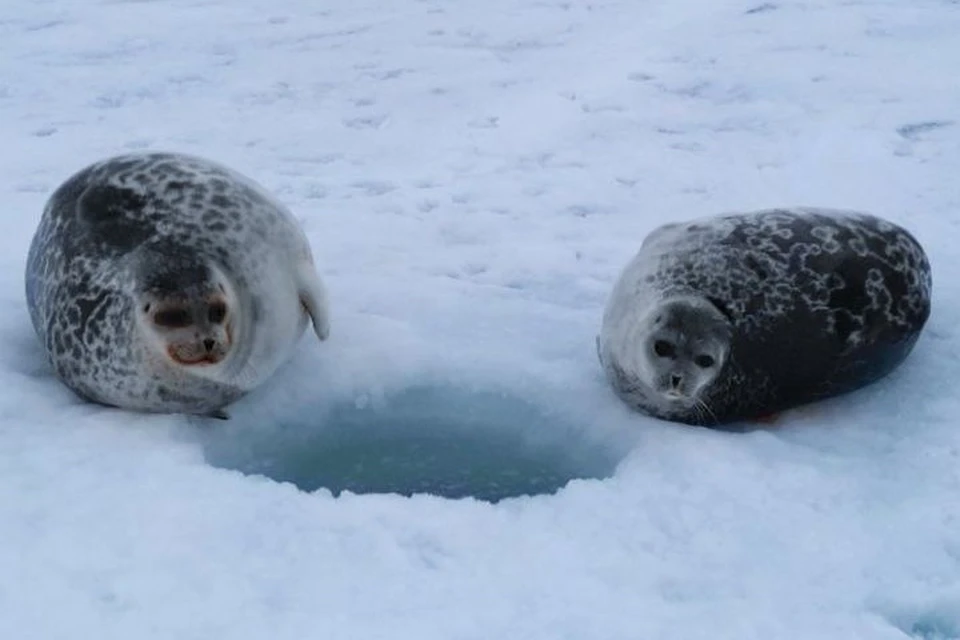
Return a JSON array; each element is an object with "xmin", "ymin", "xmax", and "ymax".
[
  {"xmin": 597, "ymin": 207, "xmax": 932, "ymax": 426},
  {"xmin": 25, "ymin": 151, "xmax": 330, "ymax": 417}
]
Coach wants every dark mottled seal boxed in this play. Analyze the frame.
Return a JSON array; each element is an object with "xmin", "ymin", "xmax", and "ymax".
[
  {"xmin": 597, "ymin": 207, "xmax": 932, "ymax": 426},
  {"xmin": 25, "ymin": 151, "xmax": 330, "ymax": 418}
]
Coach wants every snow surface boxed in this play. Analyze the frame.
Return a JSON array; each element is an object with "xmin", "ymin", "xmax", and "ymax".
[{"xmin": 2, "ymin": 0, "xmax": 960, "ymax": 637}]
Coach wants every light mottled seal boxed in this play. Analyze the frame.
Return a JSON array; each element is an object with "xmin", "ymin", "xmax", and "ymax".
[
  {"xmin": 25, "ymin": 151, "xmax": 330, "ymax": 418},
  {"xmin": 597, "ymin": 207, "xmax": 931, "ymax": 426}
]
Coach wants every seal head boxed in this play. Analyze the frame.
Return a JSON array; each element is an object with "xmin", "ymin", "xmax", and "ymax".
[
  {"xmin": 134, "ymin": 246, "xmax": 237, "ymax": 368},
  {"xmin": 602, "ymin": 295, "xmax": 731, "ymax": 422}
]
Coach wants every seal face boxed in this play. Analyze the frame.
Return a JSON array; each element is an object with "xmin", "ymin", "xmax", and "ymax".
[
  {"xmin": 25, "ymin": 151, "xmax": 331, "ymax": 417},
  {"xmin": 597, "ymin": 207, "xmax": 932, "ymax": 426}
]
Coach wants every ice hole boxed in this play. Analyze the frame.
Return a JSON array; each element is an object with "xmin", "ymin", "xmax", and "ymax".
[{"xmin": 202, "ymin": 383, "xmax": 623, "ymax": 503}]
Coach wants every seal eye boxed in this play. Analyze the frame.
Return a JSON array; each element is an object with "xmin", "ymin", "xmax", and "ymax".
[
  {"xmin": 695, "ymin": 354, "xmax": 715, "ymax": 368},
  {"xmin": 208, "ymin": 302, "xmax": 227, "ymax": 324},
  {"xmin": 653, "ymin": 340, "xmax": 675, "ymax": 358},
  {"xmin": 154, "ymin": 308, "xmax": 192, "ymax": 328}
]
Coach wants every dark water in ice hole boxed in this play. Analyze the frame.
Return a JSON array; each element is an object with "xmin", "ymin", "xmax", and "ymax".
[{"xmin": 203, "ymin": 384, "xmax": 623, "ymax": 503}]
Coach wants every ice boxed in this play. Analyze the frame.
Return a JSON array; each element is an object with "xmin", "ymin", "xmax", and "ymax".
[{"xmin": 1, "ymin": 0, "xmax": 959, "ymax": 638}]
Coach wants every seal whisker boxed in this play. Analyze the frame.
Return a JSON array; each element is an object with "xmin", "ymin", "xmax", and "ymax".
[{"xmin": 695, "ymin": 398, "xmax": 719, "ymax": 426}]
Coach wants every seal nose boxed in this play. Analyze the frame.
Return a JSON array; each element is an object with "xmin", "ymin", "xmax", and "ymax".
[
  {"xmin": 203, "ymin": 338, "xmax": 216, "ymax": 353},
  {"xmin": 670, "ymin": 374, "xmax": 682, "ymax": 389}
]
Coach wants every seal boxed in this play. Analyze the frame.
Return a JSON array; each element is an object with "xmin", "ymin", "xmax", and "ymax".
[
  {"xmin": 24, "ymin": 151, "xmax": 330, "ymax": 418},
  {"xmin": 596, "ymin": 207, "xmax": 932, "ymax": 426}
]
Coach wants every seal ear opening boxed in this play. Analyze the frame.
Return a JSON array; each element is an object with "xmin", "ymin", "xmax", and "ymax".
[
  {"xmin": 297, "ymin": 262, "xmax": 331, "ymax": 342},
  {"xmin": 706, "ymin": 296, "xmax": 735, "ymax": 324}
]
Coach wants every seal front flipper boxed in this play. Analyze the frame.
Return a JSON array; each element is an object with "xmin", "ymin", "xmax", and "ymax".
[{"xmin": 296, "ymin": 261, "xmax": 330, "ymax": 341}]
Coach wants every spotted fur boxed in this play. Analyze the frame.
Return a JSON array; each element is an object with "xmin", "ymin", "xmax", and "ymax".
[
  {"xmin": 25, "ymin": 151, "xmax": 329, "ymax": 416},
  {"xmin": 598, "ymin": 207, "xmax": 932, "ymax": 426}
]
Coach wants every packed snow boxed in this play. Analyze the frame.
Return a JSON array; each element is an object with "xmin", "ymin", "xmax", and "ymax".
[{"xmin": 2, "ymin": 0, "xmax": 960, "ymax": 637}]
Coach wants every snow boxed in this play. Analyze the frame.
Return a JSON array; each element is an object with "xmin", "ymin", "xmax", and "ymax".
[{"xmin": 2, "ymin": 0, "xmax": 959, "ymax": 637}]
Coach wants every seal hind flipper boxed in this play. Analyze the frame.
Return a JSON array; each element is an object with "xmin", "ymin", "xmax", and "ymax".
[{"xmin": 296, "ymin": 261, "xmax": 330, "ymax": 341}]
